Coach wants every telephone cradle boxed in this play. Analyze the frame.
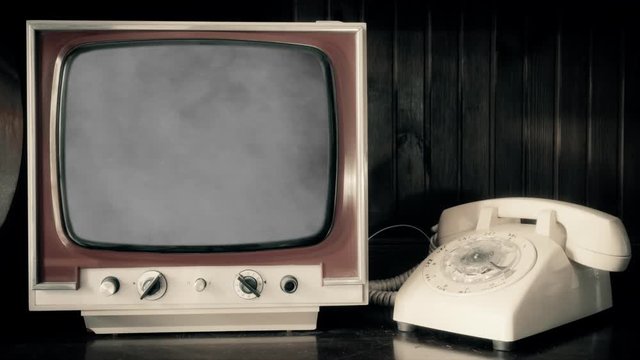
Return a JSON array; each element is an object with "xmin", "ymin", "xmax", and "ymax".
[{"xmin": 393, "ymin": 197, "xmax": 631, "ymax": 351}]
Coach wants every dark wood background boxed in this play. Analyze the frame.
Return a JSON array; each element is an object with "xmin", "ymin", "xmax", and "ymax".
[{"xmin": 1, "ymin": 0, "xmax": 638, "ymax": 336}]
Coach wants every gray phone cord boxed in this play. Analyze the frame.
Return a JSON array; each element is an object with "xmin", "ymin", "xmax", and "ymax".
[{"xmin": 368, "ymin": 224, "xmax": 438, "ymax": 306}]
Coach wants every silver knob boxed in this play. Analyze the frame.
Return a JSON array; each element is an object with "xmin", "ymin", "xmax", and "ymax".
[
  {"xmin": 137, "ymin": 271, "xmax": 168, "ymax": 301},
  {"xmin": 233, "ymin": 270, "xmax": 264, "ymax": 299},
  {"xmin": 100, "ymin": 276, "xmax": 120, "ymax": 296},
  {"xmin": 194, "ymin": 278, "xmax": 207, "ymax": 292}
]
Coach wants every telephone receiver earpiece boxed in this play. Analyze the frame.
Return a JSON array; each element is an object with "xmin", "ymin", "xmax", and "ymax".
[{"xmin": 437, "ymin": 198, "xmax": 631, "ymax": 272}]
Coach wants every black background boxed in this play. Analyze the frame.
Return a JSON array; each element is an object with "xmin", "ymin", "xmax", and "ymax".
[{"xmin": 1, "ymin": 0, "xmax": 639, "ymax": 338}]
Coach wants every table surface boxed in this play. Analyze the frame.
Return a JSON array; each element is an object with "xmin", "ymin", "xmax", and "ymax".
[{"xmin": 4, "ymin": 304, "xmax": 640, "ymax": 360}]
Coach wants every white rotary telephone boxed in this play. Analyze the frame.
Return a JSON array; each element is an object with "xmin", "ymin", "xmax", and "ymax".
[{"xmin": 393, "ymin": 198, "xmax": 631, "ymax": 350}]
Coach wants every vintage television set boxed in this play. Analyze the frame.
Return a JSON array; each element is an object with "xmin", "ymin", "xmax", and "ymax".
[{"xmin": 27, "ymin": 21, "xmax": 367, "ymax": 334}]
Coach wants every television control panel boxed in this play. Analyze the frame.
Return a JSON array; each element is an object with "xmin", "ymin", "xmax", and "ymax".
[{"xmin": 32, "ymin": 265, "xmax": 365, "ymax": 309}]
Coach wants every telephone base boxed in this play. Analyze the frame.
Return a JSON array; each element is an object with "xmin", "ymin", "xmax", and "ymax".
[
  {"xmin": 393, "ymin": 198, "xmax": 630, "ymax": 352},
  {"xmin": 394, "ymin": 222, "xmax": 614, "ymax": 348}
]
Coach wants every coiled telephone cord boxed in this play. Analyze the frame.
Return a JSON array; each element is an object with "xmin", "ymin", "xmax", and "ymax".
[{"xmin": 368, "ymin": 224, "xmax": 437, "ymax": 307}]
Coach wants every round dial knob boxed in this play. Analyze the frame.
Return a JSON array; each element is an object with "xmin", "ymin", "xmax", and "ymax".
[
  {"xmin": 100, "ymin": 276, "xmax": 120, "ymax": 296},
  {"xmin": 234, "ymin": 270, "xmax": 264, "ymax": 299},
  {"xmin": 194, "ymin": 278, "xmax": 207, "ymax": 292},
  {"xmin": 137, "ymin": 271, "xmax": 168, "ymax": 301},
  {"xmin": 423, "ymin": 231, "xmax": 537, "ymax": 294}
]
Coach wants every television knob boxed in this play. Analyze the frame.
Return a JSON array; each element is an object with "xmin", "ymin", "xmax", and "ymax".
[
  {"xmin": 99, "ymin": 276, "xmax": 120, "ymax": 296},
  {"xmin": 137, "ymin": 271, "xmax": 168, "ymax": 301},
  {"xmin": 239, "ymin": 276, "xmax": 259, "ymax": 294},
  {"xmin": 280, "ymin": 275, "xmax": 298, "ymax": 294},
  {"xmin": 194, "ymin": 278, "xmax": 207, "ymax": 292},
  {"xmin": 234, "ymin": 270, "xmax": 264, "ymax": 299}
]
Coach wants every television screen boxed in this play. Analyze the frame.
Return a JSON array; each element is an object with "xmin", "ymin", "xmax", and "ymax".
[
  {"xmin": 28, "ymin": 21, "xmax": 367, "ymax": 334},
  {"xmin": 60, "ymin": 41, "xmax": 335, "ymax": 250}
]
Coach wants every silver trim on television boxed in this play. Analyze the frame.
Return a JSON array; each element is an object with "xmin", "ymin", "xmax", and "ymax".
[
  {"xmin": 49, "ymin": 49, "xmax": 67, "ymax": 255},
  {"xmin": 355, "ymin": 25, "xmax": 368, "ymax": 294},
  {"xmin": 26, "ymin": 20, "xmax": 365, "ymax": 32},
  {"xmin": 27, "ymin": 22, "xmax": 38, "ymax": 296}
]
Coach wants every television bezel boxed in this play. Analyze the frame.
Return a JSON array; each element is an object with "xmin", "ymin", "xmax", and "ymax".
[{"xmin": 56, "ymin": 39, "xmax": 339, "ymax": 253}]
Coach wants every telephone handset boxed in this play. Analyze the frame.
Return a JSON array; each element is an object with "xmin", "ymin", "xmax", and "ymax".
[
  {"xmin": 393, "ymin": 197, "xmax": 631, "ymax": 351},
  {"xmin": 437, "ymin": 197, "xmax": 630, "ymax": 272}
]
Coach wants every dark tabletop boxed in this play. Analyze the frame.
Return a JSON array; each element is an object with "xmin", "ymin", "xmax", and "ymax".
[{"xmin": 4, "ymin": 303, "xmax": 640, "ymax": 360}]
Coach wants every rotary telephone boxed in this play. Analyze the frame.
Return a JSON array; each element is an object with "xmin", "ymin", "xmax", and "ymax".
[{"xmin": 393, "ymin": 197, "xmax": 631, "ymax": 350}]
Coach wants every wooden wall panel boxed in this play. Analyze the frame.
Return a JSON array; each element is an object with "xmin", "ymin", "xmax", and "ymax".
[
  {"xmin": 623, "ymin": 22, "xmax": 640, "ymax": 238},
  {"xmin": 428, "ymin": 5, "xmax": 461, "ymax": 215},
  {"xmin": 364, "ymin": 1, "xmax": 396, "ymax": 229},
  {"xmin": 355, "ymin": 1, "xmax": 636, "ymax": 240},
  {"xmin": 588, "ymin": 22, "xmax": 621, "ymax": 215},
  {"xmin": 294, "ymin": 0, "xmax": 327, "ymax": 21},
  {"xmin": 329, "ymin": 0, "xmax": 363, "ymax": 21},
  {"xmin": 524, "ymin": 14, "xmax": 557, "ymax": 198},
  {"xmin": 494, "ymin": 10, "xmax": 524, "ymax": 198},
  {"xmin": 395, "ymin": 0, "xmax": 427, "ymax": 223},
  {"xmin": 557, "ymin": 15, "xmax": 590, "ymax": 204},
  {"xmin": 460, "ymin": 7, "xmax": 492, "ymax": 202}
]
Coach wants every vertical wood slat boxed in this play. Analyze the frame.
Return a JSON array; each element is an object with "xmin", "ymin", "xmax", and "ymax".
[
  {"xmin": 618, "ymin": 30, "xmax": 625, "ymax": 220},
  {"xmin": 554, "ymin": 18, "xmax": 562, "ymax": 200},
  {"xmin": 623, "ymin": 25, "xmax": 640, "ymax": 239},
  {"xmin": 520, "ymin": 11, "xmax": 557, "ymax": 199},
  {"xmin": 489, "ymin": 12, "xmax": 497, "ymax": 198},
  {"xmin": 494, "ymin": 9, "xmax": 525, "ymax": 197},
  {"xmin": 460, "ymin": 5, "xmax": 492, "ymax": 202},
  {"xmin": 395, "ymin": 0, "xmax": 426, "ymax": 224},
  {"xmin": 557, "ymin": 14, "xmax": 589, "ymax": 204},
  {"xmin": 365, "ymin": 0, "xmax": 396, "ymax": 230},
  {"xmin": 429, "ymin": 4, "xmax": 462, "ymax": 210},
  {"xmin": 458, "ymin": 12, "xmax": 463, "ymax": 201},
  {"xmin": 588, "ymin": 20, "xmax": 621, "ymax": 215},
  {"xmin": 424, "ymin": 8, "xmax": 433, "ymax": 220}
]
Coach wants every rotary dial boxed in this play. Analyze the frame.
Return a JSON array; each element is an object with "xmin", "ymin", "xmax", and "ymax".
[{"xmin": 423, "ymin": 231, "xmax": 537, "ymax": 294}]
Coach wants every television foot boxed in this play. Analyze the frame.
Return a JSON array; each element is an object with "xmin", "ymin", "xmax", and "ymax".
[
  {"xmin": 492, "ymin": 340, "xmax": 514, "ymax": 351},
  {"xmin": 397, "ymin": 322, "xmax": 416, "ymax": 332}
]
